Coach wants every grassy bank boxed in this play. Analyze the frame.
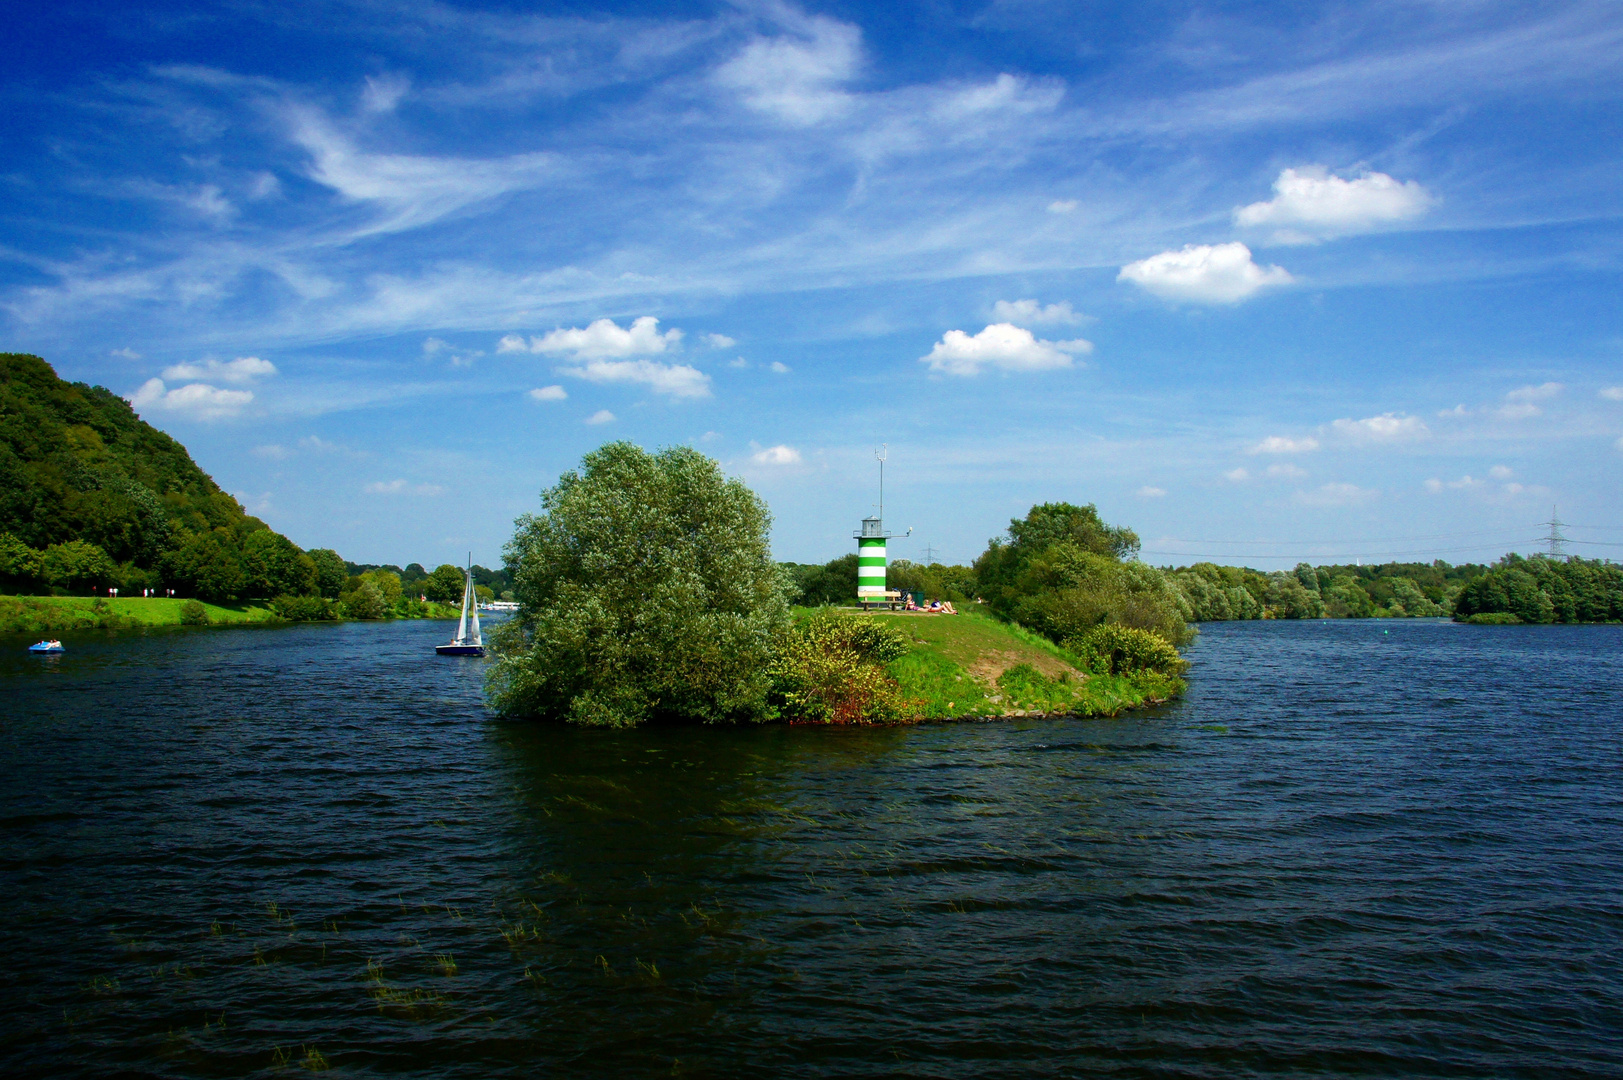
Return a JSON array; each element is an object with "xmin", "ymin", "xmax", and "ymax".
[
  {"xmin": 1, "ymin": 594, "xmax": 460, "ymax": 635},
  {"xmin": 869, "ymin": 606, "xmax": 1179, "ymax": 721}
]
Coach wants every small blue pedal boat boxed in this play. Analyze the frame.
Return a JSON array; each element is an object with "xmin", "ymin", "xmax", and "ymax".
[{"xmin": 28, "ymin": 639, "xmax": 65, "ymax": 653}]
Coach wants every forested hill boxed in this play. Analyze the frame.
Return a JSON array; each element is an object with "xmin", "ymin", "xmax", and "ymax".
[{"xmin": 0, "ymin": 352, "xmax": 337, "ymax": 599}]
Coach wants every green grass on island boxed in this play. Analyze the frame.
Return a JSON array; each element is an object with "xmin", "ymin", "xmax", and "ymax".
[
  {"xmin": 1, "ymin": 594, "xmax": 462, "ymax": 635},
  {"xmin": 868, "ymin": 606, "xmax": 1179, "ymax": 722}
]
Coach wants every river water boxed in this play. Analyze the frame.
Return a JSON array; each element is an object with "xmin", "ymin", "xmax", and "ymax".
[{"xmin": 1, "ymin": 618, "xmax": 1620, "ymax": 1078}]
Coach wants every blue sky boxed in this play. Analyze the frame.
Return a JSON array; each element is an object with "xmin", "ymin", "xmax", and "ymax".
[{"xmin": 4, "ymin": 0, "xmax": 1621, "ymax": 569}]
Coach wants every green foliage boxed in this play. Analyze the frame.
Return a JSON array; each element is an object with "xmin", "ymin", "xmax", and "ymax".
[
  {"xmin": 160, "ymin": 529, "xmax": 245, "ymax": 601},
  {"xmin": 975, "ymin": 502, "xmax": 1139, "ymax": 617},
  {"xmin": 488, "ymin": 442, "xmax": 790, "ymax": 726},
  {"xmin": 768, "ymin": 610, "xmax": 912, "ymax": 724},
  {"xmin": 1067, "ymin": 624, "xmax": 1187, "ymax": 677},
  {"xmin": 885, "ymin": 559, "xmax": 978, "ymax": 603},
  {"xmin": 1169, "ymin": 558, "xmax": 1485, "ymax": 621},
  {"xmin": 341, "ymin": 579, "xmax": 388, "ymax": 620},
  {"xmin": 39, "ymin": 539, "xmax": 117, "ymax": 591},
  {"xmin": 781, "ymin": 553, "xmax": 858, "ymax": 606},
  {"xmin": 0, "ymin": 532, "xmax": 42, "ymax": 589},
  {"xmin": 272, "ymin": 594, "xmax": 340, "ymax": 621},
  {"xmin": 1451, "ymin": 555, "xmax": 1623, "ymax": 624},
  {"xmin": 424, "ymin": 564, "xmax": 466, "ymax": 604},
  {"xmin": 306, "ymin": 548, "xmax": 348, "ymax": 598},
  {"xmin": 1464, "ymin": 611, "xmax": 1521, "ymax": 625},
  {"xmin": 241, "ymin": 529, "xmax": 316, "ymax": 599},
  {"xmin": 179, "ymin": 599, "xmax": 210, "ymax": 625}
]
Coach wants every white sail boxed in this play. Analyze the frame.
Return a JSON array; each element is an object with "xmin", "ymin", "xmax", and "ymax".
[
  {"xmin": 455, "ymin": 571, "xmax": 470, "ymax": 644},
  {"xmin": 470, "ymin": 584, "xmax": 482, "ymax": 645}
]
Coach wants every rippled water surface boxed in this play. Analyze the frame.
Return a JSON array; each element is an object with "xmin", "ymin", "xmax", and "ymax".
[{"xmin": 2, "ymin": 618, "xmax": 1621, "ymax": 1078}]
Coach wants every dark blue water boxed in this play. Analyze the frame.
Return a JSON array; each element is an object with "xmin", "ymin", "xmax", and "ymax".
[{"xmin": 1, "ymin": 618, "xmax": 1620, "ymax": 1078}]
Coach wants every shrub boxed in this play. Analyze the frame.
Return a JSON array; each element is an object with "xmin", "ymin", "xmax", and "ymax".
[
  {"xmin": 767, "ymin": 610, "xmax": 912, "ymax": 724},
  {"xmin": 341, "ymin": 580, "xmax": 387, "ymax": 620},
  {"xmin": 488, "ymin": 442, "xmax": 790, "ymax": 726},
  {"xmin": 272, "ymin": 594, "xmax": 338, "ymax": 621},
  {"xmin": 1067, "ymin": 624, "xmax": 1186, "ymax": 677},
  {"xmin": 1464, "ymin": 611, "xmax": 1521, "ymax": 625},
  {"xmin": 179, "ymin": 599, "xmax": 210, "ymax": 625}
]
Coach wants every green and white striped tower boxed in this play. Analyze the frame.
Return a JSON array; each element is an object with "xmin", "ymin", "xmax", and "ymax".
[{"xmin": 856, "ymin": 517, "xmax": 887, "ymax": 604}]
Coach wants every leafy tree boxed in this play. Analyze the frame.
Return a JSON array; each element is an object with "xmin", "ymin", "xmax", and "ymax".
[
  {"xmin": 488, "ymin": 442, "xmax": 790, "ymax": 726},
  {"xmin": 306, "ymin": 548, "xmax": 348, "ymax": 598},
  {"xmin": 424, "ymin": 564, "xmax": 467, "ymax": 603},
  {"xmin": 341, "ymin": 579, "xmax": 388, "ymax": 620},
  {"xmin": 766, "ymin": 609, "xmax": 911, "ymax": 723},
  {"xmin": 40, "ymin": 540, "xmax": 116, "ymax": 591},
  {"xmin": 160, "ymin": 529, "xmax": 245, "ymax": 601},
  {"xmin": 0, "ymin": 532, "xmax": 42, "ymax": 592},
  {"xmin": 241, "ymin": 529, "xmax": 316, "ymax": 598}
]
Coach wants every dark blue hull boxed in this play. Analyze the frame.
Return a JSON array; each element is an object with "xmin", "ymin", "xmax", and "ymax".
[{"xmin": 435, "ymin": 644, "xmax": 485, "ymax": 656}]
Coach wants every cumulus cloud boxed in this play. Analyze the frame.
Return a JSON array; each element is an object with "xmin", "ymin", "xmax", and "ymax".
[
  {"xmin": 496, "ymin": 334, "xmax": 528, "ymax": 354},
  {"xmin": 752, "ymin": 444, "xmax": 802, "ymax": 465},
  {"xmin": 110, "ymin": 347, "xmax": 142, "ymax": 360},
  {"xmin": 1250, "ymin": 435, "xmax": 1319, "ymax": 454},
  {"xmin": 1497, "ymin": 382, "xmax": 1563, "ymax": 418},
  {"xmin": 528, "ymin": 385, "xmax": 567, "ymax": 401},
  {"xmin": 128, "ymin": 378, "xmax": 254, "ymax": 420},
  {"xmin": 728, "ymin": 357, "xmax": 749, "ymax": 368},
  {"xmin": 1047, "ymin": 200, "xmax": 1077, "ymax": 213},
  {"xmin": 1137, "ymin": 486, "xmax": 1166, "ymax": 497},
  {"xmin": 919, "ymin": 323, "xmax": 1091, "ymax": 376},
  {"xmin": 161, "ymin": 355, "xmax": 277, "ymax": 385},
  {"xmin": 529, "ymin": 316, "xmax": 682, "ymax": 358},
  {"xmin": 1234, "ymin": 167, "xmax": 1433, "ymax": 242},
  {"xmin": 1224, "ymin": 467, "xmax": 1250, "ymax": 482},
  {"xmin": 715, "ymin": 14, "xmax": 862, "ymax": 125},
  {"xmin": 562, "ymin": 358, "xmax": 711, "ymax": 398},
  {"xmin": 1266, "ymin": 463, "xmax": 1307, "ymax": 479},
  {"xmin": 364, "ymin": 479, "xmax": 445, "ymax": 496},
  {"xmin": 703, "ymin": 333, "xmax": 736, "ymax": 348},
  {"xmin": 1297, "ymin": 482, "xmax": 1377, "ymax": 507},
  {"xmin": 769, "ymin": 361, "xmax": 791, "ymax": 373},
  {"xmin": 1489, "ymin": 464, "xmax": 1514, "ymax": 480},
  {"xmin": 1601, "ymin": 386, "xmax": 1623, "ymax": 401},
  {"xmin": 585, "ymin": 409, "xmax": 615, "ymax": 425},
  {"xmin": 1329, "ymin": 413, "xmax": 1429, "ymax": 441},
  {"xmin": 1118, "ymin": 243, "xmax": 1292, "ymax": 304},
  {"xmin": 991, "ymin": 298, "xmax": 1084, "ymax": 326}
]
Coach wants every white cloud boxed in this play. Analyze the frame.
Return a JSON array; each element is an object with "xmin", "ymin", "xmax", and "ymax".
[
  {"xmin": 1601, "ymin": 386, "xmax": 1623, "ymax": 401},
  {"xmin": 715, "ymin": 14, "xmax": 862, "ymax": 126},
  {"xmin": 920, "ymin": 323, "xmax": 1091, "ymax": 376},
  {"xmin": 1425, "ymin": 475, "xmax": 1483, "ymax": 493},
  {"xmin": 991, "ymin": 298, "xmax": 1084, "ymax": 326},
  {"xmin": 287, "ymin": 106, "xmax": 557, "ymax": 235},
  {"xmin": 364, "ymin": 479, "xmax": 445, "ymax": 496},
  {"xmin": 422, "ymin": 336, "xmax": 448, "ymax": 354},
  {"xmin": 1250, "ymin": 435, "xmax": 1319, "ymax": 454},
  {"xmin": 585, "ymin": 409, "xmax": 615, "ymax": 425},
  {"xmin": 1506, "ymin": 382, "xmax": 1563, "ymax": 401},
  {"xmin": 1497, "ymin": 403, "xmax": 1541, "ymax": 420},
  {"xmin": 700, "ymin": 431, "xmax": 722, "ymax": 443},
  {"xmin": 110, "ymin": 347, "xmax": 142, "ymax": 360},
  {"xmin": 703, "ymin": 333, "xmax": 736, "ymax": 348},
  {"xmin": 1047, "ymin": 200, "xmax": 1077, "ymax": 213},
  {"xmin": 752, "ymin": 444, "xmax": 802, "ymax": 465},
  {"xmin": 1329, "ymin": 413, "xmax": 1429, "ymax": 441},
  {"xmin": 1234, "ymin": 167, "xmax": 1433, "ymax": 242},
  {"xmin": 1489, "ymin": 465, "xmax": 1514, "ymax": 479},
  {"xmin": 528, "ymin": 385, "xmax": 567, "ymax": 401},
  {"xmin": 530, "ymin": 316, "xmax": 682, "ymax": 359},
  {"xmin": 769, "ymin": 361, "xmax": 791, "ymax": 373},
  {"xmin": 496, "ymin": 333, "xmax": 528, "ymax": 354},
  {"xmin": 1437, "ymin": 404, "xmax": 1470, "ymax": 418},
  {"xmin": 161, "ymin": 355, "xmax": 277, "ymax": 385},
  {"xmin": 1223, "ymin": 467, "xmax": 1250, "ymax": 482},
  {"xmin": 728, "ymin": 357, "xmax": 749, "ymax": 368},
  {"xmin": 1118, "ymin": 242, "xmax": 1291, "ymax": 303},
  {"xmin": 253, "ymin": 444, "xmax": 289, "ymax": 459},
  {"xmin": 1298, "ymin": 482, "xmax": 1377, "ymax": 507},
  {"xmin": 128, "ymin": 378, "xmax": 254, "ymax": 420},
  {"xmin": 1266, "ymin": 463, "xmax": 1307, "ymax": 479},
  {"xmin": 1616, "ymin": 436, "xmax": 1623, "ymax": 453},
  {"xmin": 1137, "ymin": 485, "xmax": 1167, "ymax": 497},
  {"xmin": 561, "ymin": 358, "xmax": 711, "ymax": 398},
  {"xmin": 361, "ymin": 73, "xmax": 411, "ymax": 114}
]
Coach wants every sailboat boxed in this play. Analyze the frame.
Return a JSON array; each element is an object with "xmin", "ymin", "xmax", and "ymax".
[{"xmin": 435, "ymin": 560, "xmax": 485, "ymax": 656}]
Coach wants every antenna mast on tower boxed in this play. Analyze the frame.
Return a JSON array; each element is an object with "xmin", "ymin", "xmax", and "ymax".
[
  {"xmin": 1541, "ymin": 506, "xmax": 1569, "ymax": 558},
  {"xmin": 875, "ymin": 443, "xmax": 887, "ymax": 524}
]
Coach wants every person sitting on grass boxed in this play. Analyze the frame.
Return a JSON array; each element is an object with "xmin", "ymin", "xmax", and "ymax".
[{"xmin": 940, "ymin": 601, "xmax": 957, "ymax": 614}]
